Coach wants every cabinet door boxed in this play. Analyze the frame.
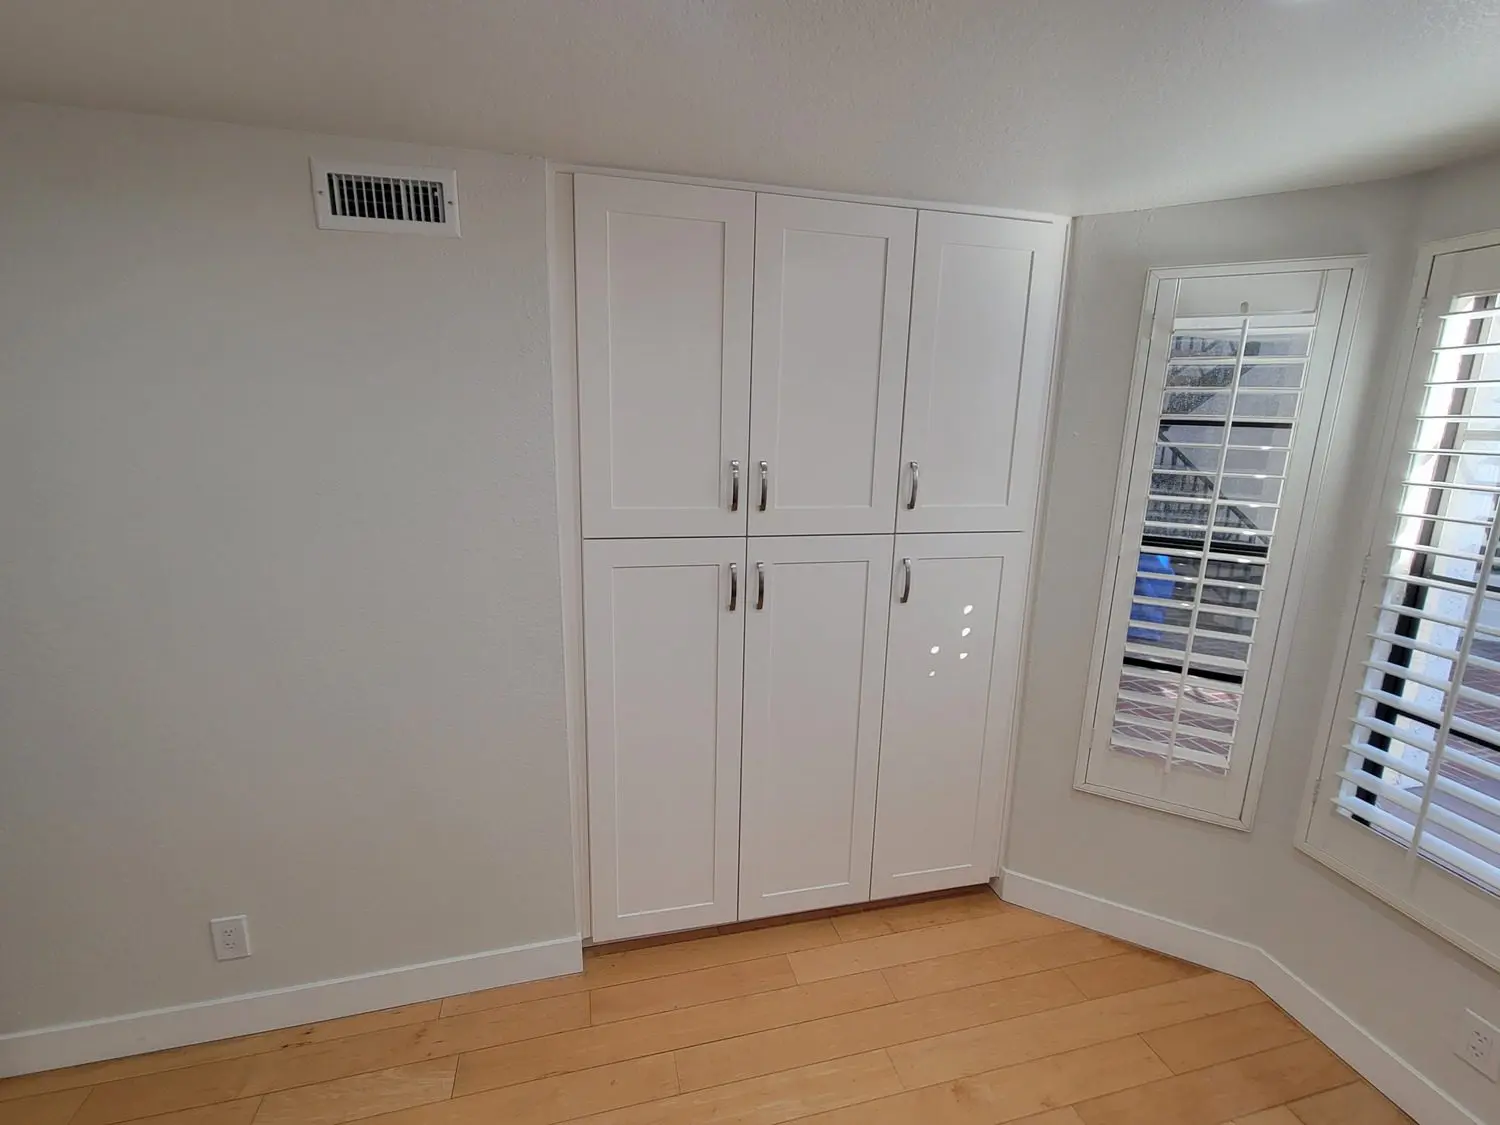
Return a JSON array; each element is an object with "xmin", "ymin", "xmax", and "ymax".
[
  {"xmin": 872, "ymin": 533, "xmax": 1027, "ymax": 898},
  {"xmin": 575, "ymin": 175, "xmax": 754, "ymax": 539},
  {"xmin": 583, "ymin": 537, "xmax": 746, "ymax": 940},
  {"xmin": 897, "ymin": 211, "xmax": 1065, "ymax": 533},
  {"xmin": 749, "ymin": 195, "xmax": 915, "ymax": 536},
  {"xmin": 739, "ymin": 536, "xmax": 893, "ymax": 919}
]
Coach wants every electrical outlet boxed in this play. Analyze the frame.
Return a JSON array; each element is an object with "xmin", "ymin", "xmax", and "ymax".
[
  {"xmin": 1458, "ymin": 1009, "xmax": 1500, "ymax": 1081},
  {"xmin": 210, "ymin": 915, "xmax": 251, "ymax": 962}
]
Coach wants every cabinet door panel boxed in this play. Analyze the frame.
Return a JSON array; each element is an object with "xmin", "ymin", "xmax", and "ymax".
[
  {"xmin": 897, "ymin": 212, "xmax": 1064, "ymax": 533},
  {"xmin": 576, "ymin": 175, "xmax": 753, "ymax": 538},
  {"xmin": 749, "ymin": 195, "xmax": 914, "ymax": 536},
  {"xmin": 872, "ymin": 533, "xmax": 1026, "ymax": 898},
  {"xmin": 739, "ymin": 536, "xmax": 892, "ymax": 918},
  {"xmin": 584, "ymin": 538, "xmax": 746, "ymax": 940}
]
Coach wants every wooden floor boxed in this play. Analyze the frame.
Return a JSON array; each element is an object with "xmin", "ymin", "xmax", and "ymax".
[{"xmin": 0, "ymin": 889, "xmax": 1413, "ymax": 1125}]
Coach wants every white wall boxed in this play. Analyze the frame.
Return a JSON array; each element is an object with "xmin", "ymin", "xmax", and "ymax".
[
  {"xmin": 1007, "ymin": 173, "xmax": 1500, "ymax": 1121},
  {"xmin": 7, "ymin": 93, "xmax": 1500, "ymax": 1116},
  {"xmin": 0, "ymin": 102, "xmax": 576, "ymax": 1037}
]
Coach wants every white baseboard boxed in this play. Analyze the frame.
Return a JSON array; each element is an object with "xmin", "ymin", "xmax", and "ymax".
[
  {"xmin": 998, "ymin": 871, "xmax": 1481, "ymax": 1125},
  {"xmin": 0, "ymin": 935, "xmax": 582, "ymax": 1079}
]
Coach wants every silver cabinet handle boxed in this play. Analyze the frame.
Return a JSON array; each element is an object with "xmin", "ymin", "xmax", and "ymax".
[
  {"xmin": 907, "ymin": 461, "xmax": 919, "ymax": 510},
  {"xmin": 728, "ymin": 562, "xmax": 738, "ymax": 612},
  {"xmin": 729, "ymin": 460, "xmax": 740, "ymax": 512},
  {"xmin": 758, "ymin": 461, "xmax": 769, "ymax": 512},
  {"xmin": 900, "ymin": 558, "xmax": 912, "ymax": 604},
  {"xmin": 755, "ymin": 562, "xmax": 765, "ymax": 610}
]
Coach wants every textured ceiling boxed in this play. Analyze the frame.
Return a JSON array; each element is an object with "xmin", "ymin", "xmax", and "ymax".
[{"xmin": 2, "ymin": 0, "xmax": 1500, "ymax": 214}]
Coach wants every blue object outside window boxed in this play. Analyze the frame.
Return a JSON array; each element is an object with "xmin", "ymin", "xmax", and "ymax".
[{"xmin": 1128, "ymin": 553, "xmax": 1175, "ymax": 642}]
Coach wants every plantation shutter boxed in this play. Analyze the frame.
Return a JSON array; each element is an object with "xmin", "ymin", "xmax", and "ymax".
[
  {"xmin": 1079, "ymin": 262, "xmax": 1361, "ymax": 825},
  {"xmin": 1303, "ymin": 239, "xmax": 1500, "ymax": 973},
  {"xmin": 1338, "ymin": 276, "xmax": 1500, "ymax": 896}
]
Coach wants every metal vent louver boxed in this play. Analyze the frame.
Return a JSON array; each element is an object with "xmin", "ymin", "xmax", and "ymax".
[{"xmin": 310, "ymin": 160, "xmax": 460, "ymax": 236}]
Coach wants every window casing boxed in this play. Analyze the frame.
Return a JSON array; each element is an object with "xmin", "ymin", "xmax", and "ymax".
[
  {"xmin": 1303, "ymin": 237, "xmax": 1500, "ymax": 971},
  {"xmin": 1080, "ymin": 261, "xmax": 1364, "ymax": 827}
]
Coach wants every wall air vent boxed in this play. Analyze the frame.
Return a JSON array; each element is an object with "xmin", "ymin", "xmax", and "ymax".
[{"xmin": 310, "ymin": 160, "xmax": 460, "ymax": 236}]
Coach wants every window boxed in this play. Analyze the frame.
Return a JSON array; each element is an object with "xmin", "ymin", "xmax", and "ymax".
[
  {"xmin": 1304, "ymin": 238, "xmax": 1500, "ymax": 971},
  {"xmin": 1079, "ymin": 261, "xmax": 1364, "ymax": 826}
]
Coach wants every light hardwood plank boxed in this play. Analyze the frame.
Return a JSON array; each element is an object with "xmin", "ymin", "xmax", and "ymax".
[
  {"xmin": 0, "ymin": 1087, "xmax": 91, "ymax": 1125},
  {"xmin": 1230, "ymin": 1109, "xmax": 1304, "ymax": 1125},
  {"xmin": 1062, "ymin": 950, "xmax": 1206, "ymax": 1000},
  {"xmin": 439, "ymin": 976, "xmax": 585, "ymax": 1019},
  {"xmin": 251, "ymin": 1059, "xmax": 455, "ymax": 1125},
  {"xmin": 596, "ymin": 927, "xmax": 724, "ymax": 952},
  {"xmin": 888, "ymin": 971, "xmax": 1263, "ymax": 1089},
  {"xmin": 830, "ymin": 913, "xmax": 894, "ymax": 941},
  {"xmin": 787, "ymin": 909, "xmax": 1075, "ymax": 983},
  {"xmin": 110, "ymin": 1100, "xmax": 262, "ymax": 1125},
  {"xmin": 883, "ymin": 928, "xmax": 1127, "ymax": 1000},
  {"xmin": 795, "ymin": 1036, "xmax": 1171, "ymax": 1125},
  {"xmin": 237, "ymin": 993, "xmax": 590, "ymax": 1097},
  {"xmin": 674, "ymin": 966, "xmax": 1084, "ymax": 1092},
  {"xmin": 1072, "ymin": 1040, "xmax": 1356, "ymax": 1125},
  {"xmin": 0, "ymin": 1007, "xmax": 441, "ymax": 1103},
  {"xmin": 567, "ymin": 1049, "xmax": 902, "ymax": 1125},
  {"xmin": 1286, "ymin": 1081, "xmax": 1415, "ymax": 1125},
  {"xmin": 353, "ymin": 1055, "xmax": 676, "ymax": 1125},
  {"xmin": 1, "ymin": 915, "xmax": 1405, "ymax": 1125},
  {"xmin": 860, "ymin": 890, "xmax": 1011, "ymax": 934},
  {"xmin": 1010, "ymin": 1113, "xmax": 1087, "ymax": 1125},
  {"xmin": 71, "ymin": 1060, "xmax": 257, "ymax": 1125},
  {"xmin": 454, "ymin": 971, "xmax": 893, "ymax": 1096},
  {"xmin": 718, "ymin": 914, "xmax": 836, "ymax": 936},
  {"xmin": 1141, "ymin": 1003, "xmax": 1308, "ymax": 1074},
  {"xmin": 584, "ymin": 919, "xmax": 841, "ymax": 989},
  {"xmin": 588, "ymin": 955, "xmax": 797, "ymax": 1024}
]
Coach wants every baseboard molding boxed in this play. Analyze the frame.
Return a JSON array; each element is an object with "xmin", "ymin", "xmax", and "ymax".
[
  {"xmin": 998, "ymin": 871, "xmax": 1481, "ymax": 1125},
  {"xmin": 0, "ymin": 935, "xmax": 582, "ymax": 1079}
]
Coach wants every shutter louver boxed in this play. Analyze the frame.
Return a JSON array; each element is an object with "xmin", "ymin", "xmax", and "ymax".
[{"xmin": 1112, "ymin": 320, "xmax": 1308, "ymax": 774}]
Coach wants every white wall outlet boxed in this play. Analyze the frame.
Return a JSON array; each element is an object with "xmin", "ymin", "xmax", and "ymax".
[
  {"xmin": 1458, "ymin": 1009, "xmax": 1500, "ymax": 1081},
  {"xmin": 210, "ymin": 915, "xmax": 251, "ymax": 962}
]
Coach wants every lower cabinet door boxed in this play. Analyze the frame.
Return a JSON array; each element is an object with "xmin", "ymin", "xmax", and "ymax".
[
  {"xmin": 583, "ymin": 537, "xmax": 746, "ymax": 941},
  {"xmin": 872, "ymin": 533, "xmax": 1026, "ymax": 898},
  {"xmin": 739, "ymin": 535, "xmax": 893, "ymax": 919}
]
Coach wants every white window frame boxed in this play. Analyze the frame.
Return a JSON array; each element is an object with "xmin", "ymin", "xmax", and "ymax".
[
  {"xmin": 1078, "ymin": 259, "xmax": 1367, "ymax": 829},
  {"xmin": 1300, "ymin": 231, "xmax": 1500, "ymax": 974}
]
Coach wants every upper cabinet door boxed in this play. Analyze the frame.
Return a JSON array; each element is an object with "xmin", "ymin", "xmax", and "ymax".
[
  {"xmin": 897, "ymin": 212, "xmax": 1065, "ymax": 533},
  {"xmin": 583, "ymin": 536, "xmax": 747, "ymax": 941},
  {"xmin": 738, "ymin": 535, "xmax": 893, "ymax": 919},
  {"xmin": 575, "ymin": 175, "xmax": 754, "ymax": 539},
  {"xmin": 749, "ymin": 195, "xmax": 915, "ymax": 536},
  {"xmin": 871, "ymin": 533, "xmax": 1027, "ymax": 899}
]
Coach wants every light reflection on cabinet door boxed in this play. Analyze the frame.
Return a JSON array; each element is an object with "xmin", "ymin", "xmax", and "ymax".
[{"xmin": 872, "ymin": 533, "xmax": 1025, "ymax": 898}]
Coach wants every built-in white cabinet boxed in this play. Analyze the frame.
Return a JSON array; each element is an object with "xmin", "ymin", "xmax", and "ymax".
[
  {"xmin": 739, "ymin": 536, "xmax": 893, "ymax": 919},
  {"xmin": 570, "ymin": 172, "xmax": 1064, "ymax": 940},
  {"xmin": 872, "ymin": 533, "xmax": 1027, "ymax": 897},
  {"xmin": 896, "ymin": 211, "xmax": 1065, "ymax": 534},
  {"xmin": 575, "ymin": 175, "xmax": 753, "ymax": 539},
  {"xmin": 582, "ymin": 537, "xmax": 746, "ymax": 940},
  {"xmin": 748, "ymin": 195, "xmax": 914, "ymax": 536}
]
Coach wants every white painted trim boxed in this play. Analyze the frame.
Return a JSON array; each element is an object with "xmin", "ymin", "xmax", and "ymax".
[
  {"xmin": 546, "ymin": 165, "xmax": 591, "ymax": 941},
  {"xmin": 547, "ymin": 163, "xmax": 1068, "ymax": 227},
  {"xmin": 996, "ymin": 220, "xmax": 1076, "ymax": 875},
  {"xmin": 998, "ymin": 871, "xmax": 1482, "ymax": 1125},
  {"xmin": 0, "ymin": 936, "xmax": 582, "ymax": 1079}
]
